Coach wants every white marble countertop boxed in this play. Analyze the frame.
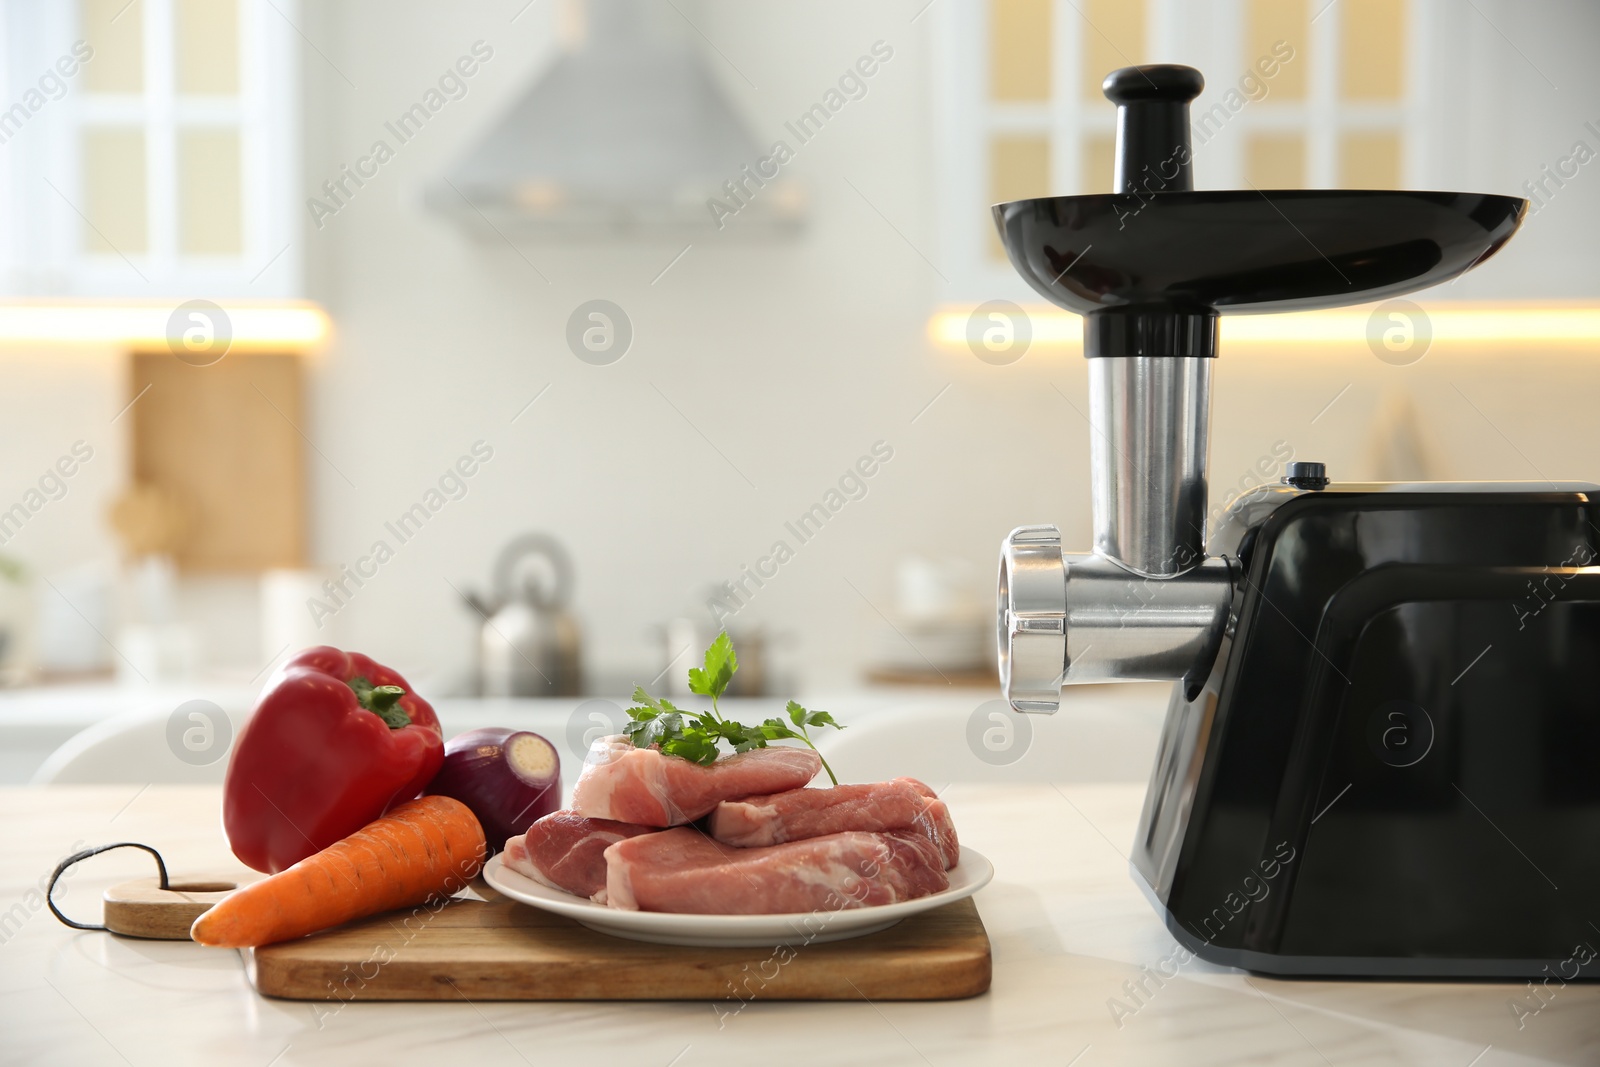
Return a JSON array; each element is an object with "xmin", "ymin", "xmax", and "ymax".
[{"xmin": 2, "ymin": 784, "xmax": 1594, "ymax": 1066}]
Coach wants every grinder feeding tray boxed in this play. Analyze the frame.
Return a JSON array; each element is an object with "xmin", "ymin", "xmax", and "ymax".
[{"xmin": 995, "ymin": 65, "xmax": 1598, "ymax": 978}]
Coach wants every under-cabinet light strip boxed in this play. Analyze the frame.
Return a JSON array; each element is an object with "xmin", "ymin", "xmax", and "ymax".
[
  {"xmin": 0, "ymin": 303, "xmax": 331, "ymax": 351},
  {"xmin": 928, "ymin": 305, "xmax": 1600, "ymax": 350}
]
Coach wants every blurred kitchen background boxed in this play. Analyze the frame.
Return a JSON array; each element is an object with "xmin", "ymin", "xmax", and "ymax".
[{"xmin": 2, "ymin": 0, "xmax": 1600, "ymax": 780}]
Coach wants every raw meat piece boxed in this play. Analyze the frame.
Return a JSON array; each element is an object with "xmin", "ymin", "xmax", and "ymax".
[
  {"xmin": 503, "ymin": 810, "xmax": 658, "ymax": 903},
  {"xmin": 571, "ymin": 737, "xmax": 820, "ymax": 826},
  {"xmin": 709, "ymin": 778, "xmax": 961, "ymax": 868},
  {"xmin": 604, "ymin": 826, "xmax": 950, "ymax": 914}
]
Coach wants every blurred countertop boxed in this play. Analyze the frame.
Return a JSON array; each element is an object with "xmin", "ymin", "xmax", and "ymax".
[{"xmin": 0, "ymin": 681, "xmax": 1176, "ymax": 786}]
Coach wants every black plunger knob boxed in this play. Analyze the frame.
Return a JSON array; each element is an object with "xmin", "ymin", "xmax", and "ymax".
[{"xmin": 1102, "ymin": 65, "xmax": 1204, "ymax": 194}]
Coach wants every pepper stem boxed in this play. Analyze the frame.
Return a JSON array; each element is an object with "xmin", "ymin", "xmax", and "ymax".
[
  {"xmin": 350, "ymin": 676, "xmax": 412, "ymax": 729},
  {"xmin": 368, "ymin": 685, "xmax": 405, "ymax": 712}
]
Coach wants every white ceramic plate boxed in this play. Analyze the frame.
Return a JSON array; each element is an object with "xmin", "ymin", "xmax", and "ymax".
[{"xmin": 482, "ymin": 846, "xmax": 994, "ymax": 948}]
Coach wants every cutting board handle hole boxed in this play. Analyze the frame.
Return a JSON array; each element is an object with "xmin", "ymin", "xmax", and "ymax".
[{"xmin": 169, "ymin": 881, "xmax": 236, "ymax": 893}]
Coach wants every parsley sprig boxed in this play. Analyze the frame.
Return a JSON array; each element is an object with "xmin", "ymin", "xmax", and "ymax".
[{"xmin": 624, "ymin": 632, "xmax": 844, "ymax": 784}]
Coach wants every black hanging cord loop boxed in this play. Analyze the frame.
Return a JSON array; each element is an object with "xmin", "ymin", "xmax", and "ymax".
[{"xmin": 46, "ymin": 842, "xmax": 170, "ymax": 932}]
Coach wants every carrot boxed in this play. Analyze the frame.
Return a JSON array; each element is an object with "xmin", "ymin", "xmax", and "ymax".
[{"xmin": 191, "ymin": 795, "xmax": 485, "ymax": 948}]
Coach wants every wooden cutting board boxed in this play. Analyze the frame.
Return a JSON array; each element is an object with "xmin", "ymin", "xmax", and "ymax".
[{"xmin": 103, "ymin": 875, "xmax": 991, "ymax": 1002}]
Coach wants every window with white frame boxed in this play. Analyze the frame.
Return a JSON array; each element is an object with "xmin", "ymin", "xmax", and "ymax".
[
  {"xmin": 936, "ymin": 0, "xmax": 1428, "ymax": 297},
  {"xmin": 0, "ymin": 0, "xmax": 299, "ymax": 297}
]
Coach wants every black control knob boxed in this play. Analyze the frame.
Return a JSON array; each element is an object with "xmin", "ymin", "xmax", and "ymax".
[
  {"xmin": 1102, "ymin": 65, "xmax": 1204, "ymax": 195},
  {"xmin": 1284, "ymin": 461, "xmax": 1329, "ymax": 490}
]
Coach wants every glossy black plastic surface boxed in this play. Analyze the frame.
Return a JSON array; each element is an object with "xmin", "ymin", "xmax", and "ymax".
[
  {"xmin": 990, "ymin": 65, "xmax": 1527, "ymax": 358},
  {"xmin": 1145, "ymin": 490, "xmax": 1600, "ymax": 977},
  {"xmin": 992, "ymin": 189, "xmax": 1526, "ymax": 317},
  {"xmin": 1102, "ymin": 64, "xmax": 1202, "ymax": 193}
]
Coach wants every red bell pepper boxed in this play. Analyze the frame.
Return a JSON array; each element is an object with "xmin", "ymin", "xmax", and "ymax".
[{"xmin": 223, "ymin": 646, "xmax": 444, "ymax": 873}]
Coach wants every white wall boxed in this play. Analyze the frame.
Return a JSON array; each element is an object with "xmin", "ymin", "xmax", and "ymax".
[
  {"xmin": 0, "ymin": 345, "xmax": 124, "ymax": 675},
  {"xmin": 1435, "ymin": 0, "xmax": 1600, "ymax": 300},
  {"xmin": 297, "ymin": 0, "xmax": 961, "ymax": 687}
]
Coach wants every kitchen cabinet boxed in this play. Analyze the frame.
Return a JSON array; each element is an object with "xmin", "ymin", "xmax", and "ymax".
[
  {"xmin": 125, "ymin": 350, "xmax": 305, "ymax": 570},
  {"xmin": 0, "ymin": 0, "xmax": 300, "ymax": 297},
  {"xmin": 934, "ymin": 0, "xmax": 1600, "ymax": 301}
]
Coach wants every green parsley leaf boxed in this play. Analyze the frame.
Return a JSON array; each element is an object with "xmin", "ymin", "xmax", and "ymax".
[
  {"xmin": 629, "ymin": 686, "xmax": 683, "ymax": 718},
  {"xmin": 623, "ymin": 638, "xmax": 846, "ymax": 783},
  {"xmin": 659, "ymin": 732, "xmax": 721, "ymax": 765},
  {"xmin": 623, "ymin": 712, "xmax": 676, "ymax": 749},
  {"xmin": 784, "ymin": 701, "xmax": 845, "ymax": 733},
  {"xmin": 687, "ymin": 631, "xmax": 738, "ymax": 703},
  {"xmin": 757, "ymin": 717, "xmax": 798, "ymax": 741}
]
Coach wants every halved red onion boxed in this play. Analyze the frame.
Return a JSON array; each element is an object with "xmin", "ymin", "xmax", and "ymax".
[{"xmin": 426, "ymin": 728, "xmax": 561, "ymax": 853}]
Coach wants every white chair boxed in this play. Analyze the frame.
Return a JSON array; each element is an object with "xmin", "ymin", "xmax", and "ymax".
[
  {"xmin": 816, "ymin": 683, "xmax": 1172, "ymax": 786},
  {"xmin": 32, "ymin": 702, "xmax": 243, "ymax": 785}
]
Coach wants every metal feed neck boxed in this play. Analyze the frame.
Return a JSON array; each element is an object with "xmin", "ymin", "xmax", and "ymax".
[{"xmin": 996, "ymin": 353, "xmax": 1232, "ymax": 712}]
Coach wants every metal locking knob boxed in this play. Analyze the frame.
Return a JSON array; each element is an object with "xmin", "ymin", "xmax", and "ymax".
[
  {"xmin": 1283, "ymin": 461, "xmax": 1329, "ymax": 490},
  {"xmin": 997, "ymin": 525, "xmax": 1068, "ymax": 714}
]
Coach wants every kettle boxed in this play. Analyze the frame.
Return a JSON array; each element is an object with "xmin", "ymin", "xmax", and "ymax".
[{"xmin": 467, "ymin": 533, "xmax": 582, "ymax": 697}]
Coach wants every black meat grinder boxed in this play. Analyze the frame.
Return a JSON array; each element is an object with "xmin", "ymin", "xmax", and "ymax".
[{"xmin": 994, "ymin": 65, "xmax": 1599, "ymax": 978}]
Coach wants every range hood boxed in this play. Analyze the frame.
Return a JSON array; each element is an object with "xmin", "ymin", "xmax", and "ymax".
[{"xmin": 428, "ymin": 0, "xmax": 803, "ymax": 240}]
